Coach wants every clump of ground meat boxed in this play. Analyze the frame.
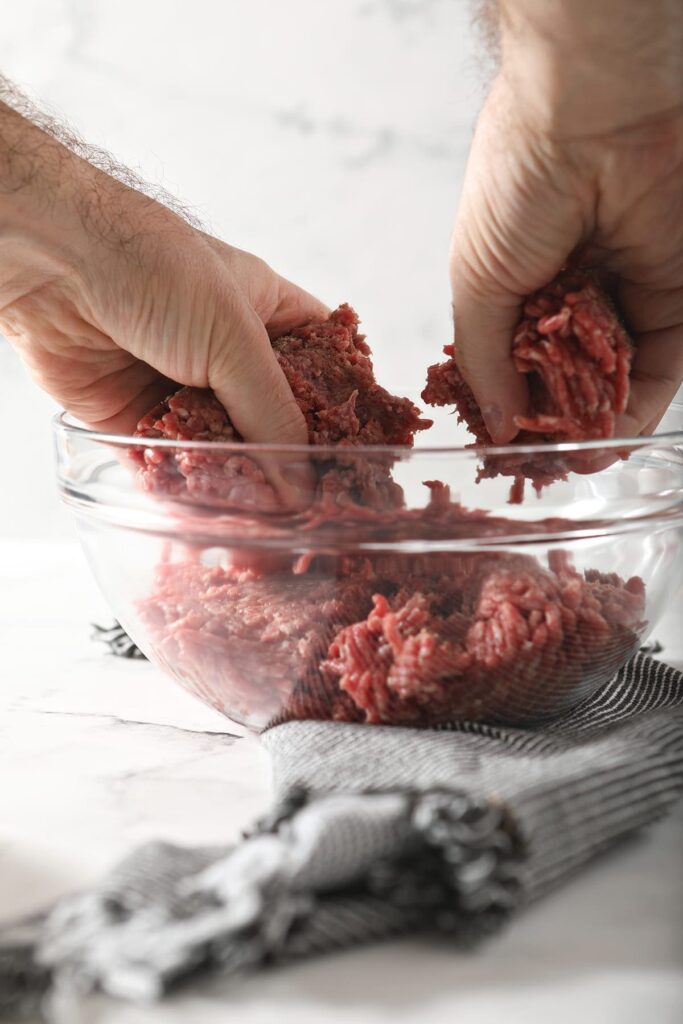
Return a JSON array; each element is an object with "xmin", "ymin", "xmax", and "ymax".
[
  {"xmin": 423, "ymin": 271, "xmax": 633, "ymax": 501},
  {"xmin": 132, "ymin": 304, "xmax": 430, "ymax": 512},
  {"xmin": 323, "ymin": 551, "xmax": 645, "ymax": 727},
  {"xmin": 272, "ymin": 303, "xmax": 431, "ymax": 446}
]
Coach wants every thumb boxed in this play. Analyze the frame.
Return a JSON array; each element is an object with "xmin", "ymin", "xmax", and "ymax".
[
  {"xmin": 450, "ymin": 90, "xmax": 586, "ymax": 442},
  {"xmin": 208, "ymin": 299, "xmax": 306, "ymax": 446},
  {"xmin": 450, "ymin": 226, "xmax": 530, "ymax": 443},
  {"xmin": 208, "ymin": 300, "xmax": 313, "ymax": 505}
]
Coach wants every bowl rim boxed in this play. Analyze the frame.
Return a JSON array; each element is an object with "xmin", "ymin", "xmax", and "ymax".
[{"xmin": 53, "ymin": 402, "xmax": 683, "ymax": 458}]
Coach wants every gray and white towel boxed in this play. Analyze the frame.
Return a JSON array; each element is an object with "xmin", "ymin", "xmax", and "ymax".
[{"xmin": 1, "ymin": 653, "xmax": 682, "ymax": 1020}]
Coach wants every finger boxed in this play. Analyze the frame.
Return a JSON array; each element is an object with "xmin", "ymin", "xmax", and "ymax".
[
  {"xmin": 449, "ymin": 81, "xmax": 590, "ymax": 442},
  {"xmin": 44, "ymin": 342, "xmax": 175, "ymax": 435},
  {"xmin": 208, "ymin": 299, "xmax": 314, "ymax": 506},
  {"xmin": 265, "ymin": 274, "xmax": 330, "ymax": 339},
  {"xmin": 207, "ymin": 299, "xmax": 306, "ymax": 444},
  {"xmin": 568, "ymin": 448, "xmax": 622, "ymax": 475},
  {"xmin": 613, "ymin": 325, "xmax": 683, "ymax": 436},
  {"xmin": 450, "ymin": 165, "xmax": 576, "ymax": 441},
  {"xmin": 83, "ymin": 372, "xmax": 177, "ymax": 436},
  {"xmin": 450, "ymin": 250, "xmax": 529, "ymax": 442},
  {"xmin": 206, "ymin": 239, "xmax": 330, "ymax": 338},
  {"xmin": 641, "ymin": 409, "xmax": 670, "ymax": 436}
]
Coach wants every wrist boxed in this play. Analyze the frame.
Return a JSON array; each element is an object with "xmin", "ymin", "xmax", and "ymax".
[{"xmin": 498, "ymin": 0, "xmax": 683, "ymax": 137}]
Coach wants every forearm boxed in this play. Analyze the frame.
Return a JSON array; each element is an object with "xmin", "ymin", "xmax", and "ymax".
[
  {"xmin": 0, "ymin": 98, "xmax": 90, "ymax": 301},
  {"xmin": 497, "ymin": 0, "xmax": 683, "ymax": 136},
  {"xmin": 0, "ymin": 88, "xmax": 190, "ymax": 312}
]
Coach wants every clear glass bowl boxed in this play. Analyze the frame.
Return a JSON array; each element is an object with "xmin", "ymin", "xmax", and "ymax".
[{"xmin": 53, "ymin": 400, "xmax": 683, "ymax": 731}]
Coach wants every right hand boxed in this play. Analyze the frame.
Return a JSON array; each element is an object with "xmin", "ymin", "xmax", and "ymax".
[{"xmin": 449, "ymin": 0, "xmax": 683, "ymax": 442}]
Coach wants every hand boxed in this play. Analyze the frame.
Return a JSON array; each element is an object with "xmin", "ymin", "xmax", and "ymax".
[
  {"xmin": 0, "ymin": 95, "xmax": 328, "ymax": 441},
  {"xmin": 450, "ymin": 0, "xmax": 683, "ymax": 442}
]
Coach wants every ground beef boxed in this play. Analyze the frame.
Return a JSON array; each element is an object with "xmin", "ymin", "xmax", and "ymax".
[
  {"xmin": 138, "ymin": 561, "xmax": 371, "ymax": 728},
  {"xmin": 132, "ymin": 304, "xmax": 430, "ymax": 512},
  {"xmin": 133, "ymin": 294, "xmax": 645, "ymax": 729},
  {"xmin": 272, "ymin": 304, "xmax": 431, "ymax": 446},
  {"xmin": 423, "ymin": 271, "xmax": 633, "ymax": 501},
  {"xmin": 132, "ymin": 387, "xmax": 281, "ymax": 511},
  {"xmin": 324, "ymin": 551, "xmax": 645, "ymax": 727},
  {"xmin": 137, "ymin": 539, "xmax": 645, "ymax": 729}
]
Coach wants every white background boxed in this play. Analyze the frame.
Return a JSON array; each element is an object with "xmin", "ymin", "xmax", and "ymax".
[{"xmin": 0, "ymin": 0, "xmax": 486, "ymax": 539}]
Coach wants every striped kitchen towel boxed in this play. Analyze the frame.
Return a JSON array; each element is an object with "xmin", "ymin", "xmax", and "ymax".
[{"xmin": 1, "ymin": 653, "xmax": 682, "ymax": 1019}]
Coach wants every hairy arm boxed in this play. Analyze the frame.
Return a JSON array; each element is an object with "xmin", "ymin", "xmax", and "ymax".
[
  {"xmin": 498, "ymin": 0, "xmax": 683, "ymax": 136},
  {"xmin": 0, "ymin": 79, "xmax": 327, "ymax": 447}
]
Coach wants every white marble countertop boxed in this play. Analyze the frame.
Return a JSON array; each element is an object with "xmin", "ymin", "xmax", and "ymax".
[{"xmin": 1, "ymin": 539, "xmax": 682, "ymax": 1023}]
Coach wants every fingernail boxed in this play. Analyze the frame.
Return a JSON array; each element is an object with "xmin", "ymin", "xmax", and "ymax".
[{"xmin": 482, "ymin": 404, "xmax": 503, "ymax": 442}]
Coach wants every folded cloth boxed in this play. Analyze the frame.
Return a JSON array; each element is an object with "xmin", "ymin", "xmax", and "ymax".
[{"xmin": 1, "ymin": 654, "xmax": 682, "ymax": 1019}]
